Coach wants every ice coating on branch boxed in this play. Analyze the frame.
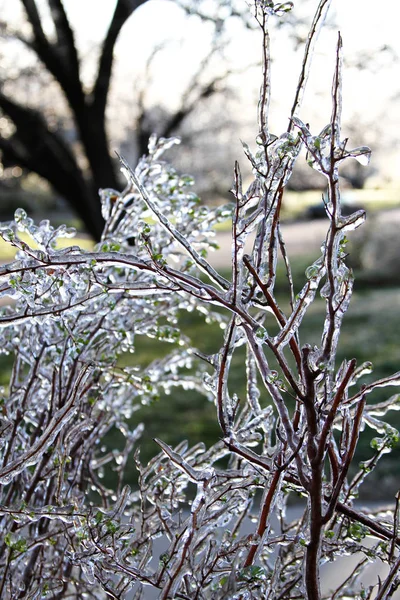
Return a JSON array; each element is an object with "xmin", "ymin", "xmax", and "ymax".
[
  {"xmin": 337, "ymin": 209, "xmax": 366, "ymax": 232},
  {"xmin": 0, "ymin": 3, "xmax": 398, "ymax": 599},
  {"xmin": 0, "ymin": 135, "xmax": 240, "ymax": 596}
]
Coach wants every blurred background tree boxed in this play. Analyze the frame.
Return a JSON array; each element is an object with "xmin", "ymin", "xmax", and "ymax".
[
  {"xmin": 0, "ymin": 0, "xmax": 148, "ymax": 238},
  {"xmin": 0, "ymin": 0, "xmax": 255, "ymax": 238},
  {"xmin": 0, "ymin": 0, "xmax": 398, "ymax": 239}
]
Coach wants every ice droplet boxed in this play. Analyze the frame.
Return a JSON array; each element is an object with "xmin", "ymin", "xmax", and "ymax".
[
  {"xmin": 349, "ymin": 145, "xmax": 371, "ymax": 166},
  {"xmin": 99, "ymin": 188, "xmax": 119, "ymax": 221},
  {"xmin": 255, "ymin": 326, "xmax": 268, "ymax": 343},
  {"xmin": 14, "ymin": 208, "xmax": 27, "ymax": 223},
  {"xmin": 305, "ymin": 264, "xmax": 320, "ymax": 280},
  {"xmin": 337, "ymin": 209, "xmax": 366, "ymax": 232},
  {"xmin": 320, "ymin": 281, "xmax": 330, "ymax": 299},
  {"xmin": 81, "ymin": 561, "xmax": 95, "ymax": 584}
]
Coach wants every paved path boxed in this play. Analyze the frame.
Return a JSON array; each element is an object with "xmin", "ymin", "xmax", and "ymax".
[
  {"xmin": 208, "ymin": 219, "xmax": 329, "ymax": 268},
  {"xmin": 207, "ymin": 208, "xmax": 400, "ymax": 268}
]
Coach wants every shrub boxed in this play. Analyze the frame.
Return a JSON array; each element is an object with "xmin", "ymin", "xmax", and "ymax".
[
  {"xmin": 0, "ymin": 1, "xmax": 399, "ymax": 599},
  {"xmin": 358, "ymin": 218, "xmax": 400, "ymax": 284}
]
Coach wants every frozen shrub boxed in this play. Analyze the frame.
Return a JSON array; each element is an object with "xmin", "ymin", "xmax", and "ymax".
[{"xmin": 0, "ymin": 2, "xmax": 399, "ymax": 599}]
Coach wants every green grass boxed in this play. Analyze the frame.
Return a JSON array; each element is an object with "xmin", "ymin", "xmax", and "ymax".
[
  {"xmin": 214, "ymin": 188, "xmax": 400, "ymax": 227},
  {"xmin": 131, "ymin": 288, "xmax": 400, "ymax": 435},
  {"xmin": 115, "ymin": 260, "xmax": 400, "ymax": 497},
  {"xmin": 0, "ymin": 251, "xmax": 398, "ymax": 498}
]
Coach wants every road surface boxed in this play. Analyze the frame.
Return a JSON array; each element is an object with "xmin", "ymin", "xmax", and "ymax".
[{"xmin": 207, "ymin": 208, "xmax": 399, "ymax": 268}]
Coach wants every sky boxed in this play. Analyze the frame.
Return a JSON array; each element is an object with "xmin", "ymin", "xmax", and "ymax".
[
  {"xmin": 0, "ymin": 0, "xmax": 399, "ymax": 183},
  {"xmin": 84, "ymin": 2, "xmax": 400, "ymax": 131},
  {"xmin": 2, "ymin": 0, "xmax": 399, "ymax": 104},
  {"xmin": 111, "ymin": 0, "xmax": 400, "ymax": 181}
]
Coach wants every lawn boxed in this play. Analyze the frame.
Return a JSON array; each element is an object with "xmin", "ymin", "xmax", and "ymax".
[
  {"xmin": 114, "ymin": 260, "xmax": 400, "ymax": 499},
  {"xmin": 0, "ymin": 241, "xmax": 398, "ymax": 499}
]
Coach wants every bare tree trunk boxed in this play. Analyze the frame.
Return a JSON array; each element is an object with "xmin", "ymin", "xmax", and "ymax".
[{"xmin": 0, "ymin": 0, "xmax": 147, "ymax": 239}]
